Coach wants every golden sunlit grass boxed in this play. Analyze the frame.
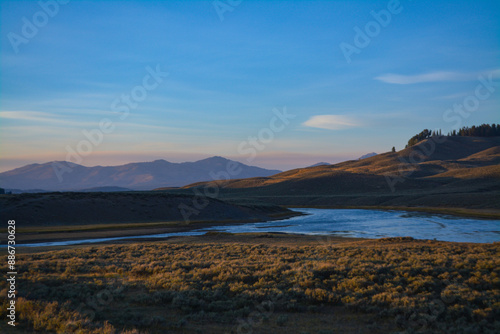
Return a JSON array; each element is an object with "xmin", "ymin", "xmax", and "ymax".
[
  {"xmin": 179, "ymin": 137, "xmax": 500, "ymax": 190},
  {"xmin": 1, "ymin": 235, "xmax": 499, "ymax": 333},
  {"xmin": 161, "ymin": 137, "xmax": 500, "ymax": 214}
]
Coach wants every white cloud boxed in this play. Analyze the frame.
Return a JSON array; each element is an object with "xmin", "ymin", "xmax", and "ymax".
[
  {"xmin": 0, "ymin": 111, "xmax": 56, "ymax": 122},
  {"xmin": 375, "ymin": 71, "xmax": 474, "ymax": 85},
  {"xmin": 302, "ymin": 115, "xmax": 361, "ymax": 130},
  {"xmin": 0, "ymin": 110, "xmax": 98, "ymax": 127}
]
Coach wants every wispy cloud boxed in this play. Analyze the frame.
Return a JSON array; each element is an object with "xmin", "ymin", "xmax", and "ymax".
[
  {"xmin": 0, "ymin": 111, "xmax": 98, "ymax": 127},
  {"xmin": 375, "ymin": 71, "xmax": 475, "ymax": 85},
  {"xmin": 302, "ymin": 115, "xmax": 361, "ymax": 130},
  {"xmin": 0, "ymin": 111, "xmax": 56, "ymax": 122}
]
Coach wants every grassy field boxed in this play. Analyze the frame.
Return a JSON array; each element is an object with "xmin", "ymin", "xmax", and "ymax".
[{"xmin": 1, "ymin": 234, "xmax": 498, "ymax": 334}]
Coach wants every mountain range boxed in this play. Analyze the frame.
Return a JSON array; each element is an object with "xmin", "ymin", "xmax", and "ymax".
[{"xmin": 0, "ymin": 156, "xmax": 281, "ymax": 192}]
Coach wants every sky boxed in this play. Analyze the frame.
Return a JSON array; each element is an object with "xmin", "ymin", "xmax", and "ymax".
[{"xmin": 1, "ymin": 0, "xmax": 499, "ymax": 172}]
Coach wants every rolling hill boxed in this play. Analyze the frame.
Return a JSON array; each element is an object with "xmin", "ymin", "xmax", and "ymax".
[
  {"xmin": 0, "ymin": 192, "xmax": 293, "ymax": 227},
  {"xmin": 0, "ymin": 156, "xmax": 281, "ymax": 192},
  {"xmin": 172, "ymin": 136, "xmax": 500, "ymax": 211}
]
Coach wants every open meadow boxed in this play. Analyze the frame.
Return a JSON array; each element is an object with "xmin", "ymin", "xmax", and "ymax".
[{"xmin": 1, "ymin": 233, "xmax": 498, "ymax": 334}]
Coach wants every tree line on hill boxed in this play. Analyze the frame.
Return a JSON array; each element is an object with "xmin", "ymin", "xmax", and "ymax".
[{"xmin": 406, "ymin": 123, "xmax": 500, "ymax": 147}]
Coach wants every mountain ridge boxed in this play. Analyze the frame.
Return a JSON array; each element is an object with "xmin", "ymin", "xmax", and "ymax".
[{"xmin": 0, "ymin": 156, "xmax": 281, "ymax": 191}]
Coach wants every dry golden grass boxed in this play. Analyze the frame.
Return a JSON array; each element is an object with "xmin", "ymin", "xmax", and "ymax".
[
  {"xmin": 1, "ymin": 235, "xmax": 498, "ymax": 334},
  {"xmin": 165, "ymin": 136, "xmax": 500, "ymax": 211},
  {"xmin": 180, "ymin": 136, "xmax": 500, "ymax": 190}
]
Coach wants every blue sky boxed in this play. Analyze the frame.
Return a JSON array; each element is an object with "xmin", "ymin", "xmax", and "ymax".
[{"xmin": 1, "ymin": 0, "xmax": 499, "ymax": 172}]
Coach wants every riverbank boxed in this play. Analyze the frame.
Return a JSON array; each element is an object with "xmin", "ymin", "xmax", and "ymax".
[
  {"xmin": 10, "ymin": 205, "xmax": 499, "ymax": 247},
  {"xmin": 0, "ymin": 191, "xmax": 301, "ymax": 245},
  {"xmin": 15, "ymin": 232, "xmax": 363, "ymax": 254},
  {"xmin": 6, "ymin": 210, "xmax": 303, "ymax": 246},
  {"xmin": 289, "ymin": 205, "xmax": 500, "ymax": 220}
]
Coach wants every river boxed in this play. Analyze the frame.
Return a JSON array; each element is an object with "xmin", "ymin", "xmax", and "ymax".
[{"xmin": 17, "ymin": 208, "xmax": 500, "ymax": 247}]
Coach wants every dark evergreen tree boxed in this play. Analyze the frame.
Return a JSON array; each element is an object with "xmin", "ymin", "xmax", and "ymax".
[{"xmin": 407, "ymin": 124, "xmax": 499, "ymax": 147}]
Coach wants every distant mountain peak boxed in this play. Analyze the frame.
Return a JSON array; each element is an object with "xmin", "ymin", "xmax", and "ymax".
[
  {"xmin": 358, "ymin": 152, "xmax": 377, "ymax": 160},
  {"xmin": 197, "ymin": 156, "xmax": 230, "ymax": 162},
  {"xmin": 308, "ymin": 162, "xmax": 330, "ymax": 168}
]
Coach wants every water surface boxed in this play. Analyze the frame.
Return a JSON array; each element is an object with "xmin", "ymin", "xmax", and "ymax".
[
  {"xmin": 15, "ymin": 208, "xmax": 500, "ymax": 247},
  {"xmin": 199, "ymin": 208, "xmax": 500, "ymax": 243}
]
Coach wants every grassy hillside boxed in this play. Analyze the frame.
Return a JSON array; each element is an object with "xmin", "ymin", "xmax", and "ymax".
[{"xmin": 167, "ymin": 137, "xmax": 500, "ymax": 212}]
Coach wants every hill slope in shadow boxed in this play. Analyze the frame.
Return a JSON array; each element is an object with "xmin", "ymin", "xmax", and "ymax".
[
  {"xmin": 0, "ymin": 192, "xmax": 292, "ymax": 227},
  {"xmin": 171, "ymin": 137, "xmax": 500, "ymax": 210}
]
